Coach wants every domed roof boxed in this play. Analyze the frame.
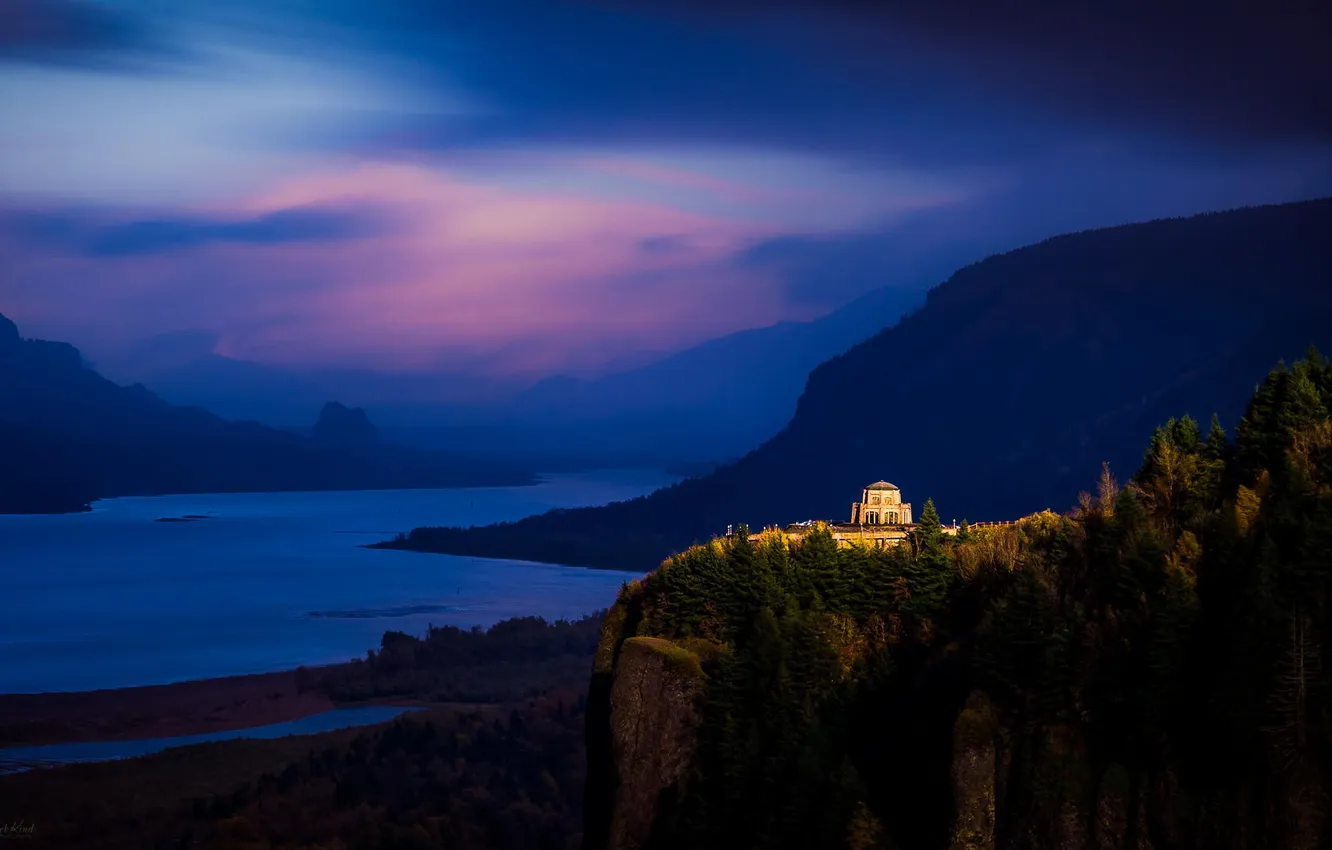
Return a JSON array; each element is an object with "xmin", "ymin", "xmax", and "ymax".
[{"xmin": 865, "ymin": 480, "xmax": 899, "ymax": 491}]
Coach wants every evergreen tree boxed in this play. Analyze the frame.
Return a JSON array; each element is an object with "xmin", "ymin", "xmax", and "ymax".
[
  {"xmin": 903, "ymin": 499, "xmax": 951, "ymax": 624},
  {"xmin": 1238, "ymin": 358, "xmax": 1331, "ymax": 477},
  {"xmin": 1197, "ymin": 414, "xmax": 1229, "ymax": 506},
  {"xmin": 917, "ymin": 498, "xmax": 944, "ymax": 544},
  {"xmin": 1205, "ymin": 414, "xmax": 1228, "ymax": 458},
  {"xmin": 606, "ymin": 350, "xmax": 1332, "ymax": 850}
]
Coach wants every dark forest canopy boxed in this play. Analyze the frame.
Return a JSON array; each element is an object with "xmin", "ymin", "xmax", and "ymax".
[
  {"xmin": 315, "ymin": 613, "xmax": 605, "ymax": 704},
  {"xmin": 380, "ymin": 197, "xmax": 1332, "ymax": 571},
  {"xmin": 0, "ymin": 615, "xmax": 604, "ymax": 850},
  {"xmin": 585, "ymin": 350, "xmax": 1332, "ymax": 850},
  {"xmin": 11, "ymin": 351, "xmax": 1331, "ymax": 850}
]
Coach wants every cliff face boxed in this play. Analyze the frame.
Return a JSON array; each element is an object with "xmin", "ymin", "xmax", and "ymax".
[
  {"xmin": 949, "ymin": 693, "xmax": 998, "ymax": 850},
  {"xmin": 591, "ymin": 611, "xmax": 1320, "ymax": 850},
  {"xmin": 583, "ymin": 559, "xmax": 908, "ymax": 850},
  {"xmin": 946, "ymin": 706, "xmax": 1104, "ymax": 850},
  {"xmin": 605, "ymin": 637, "xmax": 705, "ymax": 850},
  {"xmin": 586, "ymin": 602, "xmax": 697, "ymax": 850},
  {"xmin": 581, "ymin": 343, "xmax": 1332, "ymax": 849},
  {"xmin": 943, "ymin": 696, "xmax": 1318, "ymax": 850}
]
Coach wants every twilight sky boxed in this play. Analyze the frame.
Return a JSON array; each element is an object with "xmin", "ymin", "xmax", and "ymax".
[{"xmin": 2, "ymin": 0, "xmax": 1330, "ymax": 379}]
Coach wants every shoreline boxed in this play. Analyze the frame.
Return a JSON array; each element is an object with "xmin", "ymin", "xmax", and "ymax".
[
  {"xmin": 363, "ymin": 537, "xmax": 645, "ymax": 572},
  {"xmin": 0, "ymin": 476, "xmax": 546, "ymax": 518},
  {"xmin": 0, "ymin": 667, "xmax": 351, "ymax": 749}
]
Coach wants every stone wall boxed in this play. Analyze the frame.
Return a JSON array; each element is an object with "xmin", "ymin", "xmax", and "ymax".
[{"xmin": 754, "ymin": 522, "xmax": 966, "ymax": 550}]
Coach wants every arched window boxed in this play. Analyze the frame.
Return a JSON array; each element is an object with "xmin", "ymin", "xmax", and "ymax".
[
  {"xmin": 889, "ymin": 511, "xmax": 898, "ymax": 524},
  {"xmin": 865, "ymin": 511, "xmax": 878, "ymax": 525}
]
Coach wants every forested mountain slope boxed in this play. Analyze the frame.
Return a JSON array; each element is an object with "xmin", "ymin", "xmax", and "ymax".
[
  {"xmin": 383, "ymin": 198, "xmax": 1332, "ymax": 570},
  {"xmin": 585, "ymin": 351, "xmax": 1332, "ymax": 849}
]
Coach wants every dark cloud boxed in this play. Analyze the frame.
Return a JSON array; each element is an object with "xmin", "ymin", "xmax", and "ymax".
[
  {"xmin": 10, "ymin": 206, "xmax": 391, "ymax": 257},
  {"xmin": 255, "ymin": 0, "xmax": 1043, "ymax": 167},
  {"xmin": 17, "ymin": 0, "xmax": 1324, "ymax": 168},
  {"xmin": 3, "ymin": 0, "xmax": 1327, "ymax": 386},
  {"xmin": 587, "ymin": 0, "xmax": 1332, "ymax": 148},
  {"xmin": 738, "ymin": 146, "xmax": 1332, "ymax": 314},
  {"xmin": 0, "ymin": 0, "xmax": 168, "ymax": 67},
  {"xmin": 210, "ymin": 0, "xmax": 1327, "ymax": 185}
]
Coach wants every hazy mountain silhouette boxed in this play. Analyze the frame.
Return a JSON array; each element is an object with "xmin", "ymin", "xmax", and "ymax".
[
  {"xmin": 387, "ymin": 284, "xmax": 924, "ymax": 467},
  {"xmin": 384, "ymin": 197, "xmax": 1332, "ymax": 569},
  {"xmin": 0, "ymin": 319, "xmax": 534, "ymax": 513},
  {"xmin": 311, "ymin": 402, "xmax": 378, "ymax": 447},
  {"xmin": 91, "ymin": 284, "xmax": 922, "ymax": 471},
  {"xmin": 92, "ymin": 338, "xmax": 518, "ymax": 428}
]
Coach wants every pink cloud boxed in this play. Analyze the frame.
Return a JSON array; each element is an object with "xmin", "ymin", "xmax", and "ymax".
[{"xmin": 1, "ymin": 160, "xmax": 791, "ymax": 375}]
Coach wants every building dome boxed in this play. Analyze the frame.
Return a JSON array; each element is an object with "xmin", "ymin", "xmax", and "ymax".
[{"xmin": 865, "ymin": 480, "xmax": 899, "ymax": 491}]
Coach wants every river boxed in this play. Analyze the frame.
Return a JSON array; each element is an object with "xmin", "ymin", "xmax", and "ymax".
[
  {"xmin": 0, "ymin": 706, "xmax": 421, "ymax": 771},
  {"xmin": 0, "ymin": 470, "xmax": 675, "ymax": 694}
]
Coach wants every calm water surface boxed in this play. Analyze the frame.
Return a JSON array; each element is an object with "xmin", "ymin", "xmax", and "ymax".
[
  {"xmin": 0, "ymin": 470, "xmax": 675, "ymax": 694},
  {"xmin": 0, "ymin": 706, "xmax": 420, "ymax": 770}
]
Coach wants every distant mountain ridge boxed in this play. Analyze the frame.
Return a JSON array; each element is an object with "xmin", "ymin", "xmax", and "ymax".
[
  {"xmin": 386, "ymin": 284, "xmax": 924, "ymax": 467},
  {"xmin": 0, "ymin": 316, "xmax": 534, "ymax": 514},
  {"xmin": 520, "ymin": 284, "xmax": 924, "ymax": 423},
  {"xmin": 82, "ymin": 280, "xmax": 923, "ymax": 469},
  {"xmin": 312, "ymin": 402, "xmax": 378, "ymax": 447},
  {"xmin": 381, "ymin": 197, "xmax": 1332, "ymax": 569}
]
